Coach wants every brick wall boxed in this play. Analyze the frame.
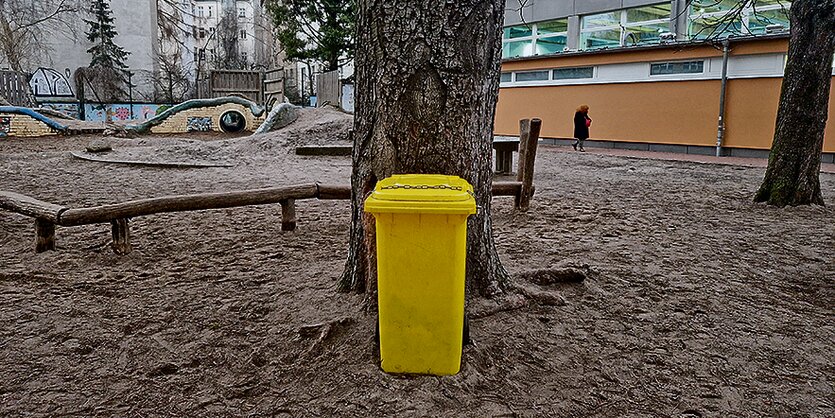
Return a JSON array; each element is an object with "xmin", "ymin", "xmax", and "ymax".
[
  {"xmin": 0, "ymin": 114, "xmax": 59, "ymax": 137},
  {"xmin": 150, "ymin": 103, "xmax": 265, "ymax": 134}
]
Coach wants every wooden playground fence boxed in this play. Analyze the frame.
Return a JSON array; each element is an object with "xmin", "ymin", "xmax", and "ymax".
[
  {"xmin": 198, "ymin": 70, "xmax": 264, "ymax": 104},
  {"xmin": 0, "ymin": 70, "xmax": 34, "ymax": 107}
]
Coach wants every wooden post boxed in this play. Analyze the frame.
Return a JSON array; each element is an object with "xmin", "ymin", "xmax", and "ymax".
[
  {"xmin": 280, "ymin": 199, "xmax": 296, "ymax": 231},
  {"xmin": 516, "ymin": 119, "xmax": 531, "ymax": 185},
  {"xmin": 35, "ymin": 219, "xmax": 55, "ymax": 252},
  {"xmin": 516, "ymin": 118, "xmax": 541, "ymax": 210},
  {"xmin": 111, "ymin": 218, "xmax": 132, "ymax": 255}
]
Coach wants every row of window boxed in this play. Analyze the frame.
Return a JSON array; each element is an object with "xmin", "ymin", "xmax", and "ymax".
[
  {"xmin": 195, "ymin": 27, "xmax": 248, "ymax": 40},
  {"xmin": 192, "ymin": 48, "xmax": 250, "ymax": 63},
  {"xmin": 195, "ymin": 6, "xmax": 247, "ymax": 18},
  {"xmin": 503, "ymin": 0, "xmax": 790, "ymax": 59},
  {"xmin": 500, "ymin": 60, "xmax": 705, "ymax": 83}
]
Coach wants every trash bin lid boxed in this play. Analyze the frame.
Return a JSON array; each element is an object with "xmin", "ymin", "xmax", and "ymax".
[{"xmin": 364, "ymin": 174, "xmax": 476, "ymax": 215}]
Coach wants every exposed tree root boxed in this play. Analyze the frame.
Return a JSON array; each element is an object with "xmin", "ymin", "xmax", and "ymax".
[
  {"xmin": 470, "ymin": 265, "xmax": 592, "ymax": 319},
  {"xmin": 297, "ymin": 317, "xmax": 354, "ymax": 356},
  {"xmin": 516, "ymin": 265, "xmax": 593, "ymax": 286},
  {"xmin": 470, "ymin": 294, "xmax": 528, "ymax": 319}
]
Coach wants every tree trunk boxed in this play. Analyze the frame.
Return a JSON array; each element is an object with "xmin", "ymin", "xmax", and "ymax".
[
  {"xmin": 755, "ymin": 0, "xmax": 835, "ymax": 206},
  {"xmin": 338, "ymin": 0, "xmax": 510, "ymax": 297}
]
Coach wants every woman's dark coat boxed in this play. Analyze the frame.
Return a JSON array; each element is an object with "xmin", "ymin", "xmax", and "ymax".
[{"xmin": 573, "ymin": 111, "xmax": 590, "ymax": 140}]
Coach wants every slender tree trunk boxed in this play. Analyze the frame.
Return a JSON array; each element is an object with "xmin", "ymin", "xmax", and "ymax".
[
  {"xmin": 755, "ymin": 0, "xmax": 835, "ymax": 206},
  {"xmin": 338, "ymin": 0, "xmax": 510, "ymax": 298}
]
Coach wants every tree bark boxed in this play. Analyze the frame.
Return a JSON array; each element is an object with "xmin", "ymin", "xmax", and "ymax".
[
  {"xmin": 339, "ymin": 0, "xmax": 510, "ymax": 297},
  {"xmin": 755, "ymin": 0, "xmax": 835, "ymax": 207}
]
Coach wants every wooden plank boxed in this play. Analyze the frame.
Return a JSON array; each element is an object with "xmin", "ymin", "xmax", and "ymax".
[
  {"xmin": 60, "ymin": 184, "xmax": 320, "ymax": 226},
  {"xmin": 517, "ymin": 118, "xmax": 541, "ymax": 211},
  {"xmin": 0, "ymin": 191, "xmax": 67, "ymax": 223},
  {"xmin": 492, "ymin": 182, "xmax": 523, "ymax": 197},
  {"xmin": 35, "ymin": 219, "xmax": 56, "ymax": 252},
  {"xmin": 516, "ymin": 119, "xmax": 531, "ymax": 183},
  {"xmin": 280, "ymin": 199, "xmax": 296, "ymax": 231},
  {"xmin": 316, "ymin": 184, "xmax": 351, "ymax": 200},
  {"xmin": 111, "ymin": 218, "xmax": 132, "ymax": 255}
]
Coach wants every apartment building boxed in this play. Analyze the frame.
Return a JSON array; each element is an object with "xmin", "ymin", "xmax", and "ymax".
[
  {"xmin": 192, "ymin": 0, "xmax": 279, "ymax": 71},
  {"xmin": 496, "ymin": 0, "xmax": 834, "ymax": 160}
]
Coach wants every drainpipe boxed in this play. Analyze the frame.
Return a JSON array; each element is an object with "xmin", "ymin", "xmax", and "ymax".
[{"xmin": 716, "ymin": 39, "xmax": 730, "ymax": 157}]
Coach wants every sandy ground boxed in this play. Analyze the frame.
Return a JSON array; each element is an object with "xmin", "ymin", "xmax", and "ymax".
[{"xmin": 0, "ymin": 108, "xmax": 833, "ymax": 417}]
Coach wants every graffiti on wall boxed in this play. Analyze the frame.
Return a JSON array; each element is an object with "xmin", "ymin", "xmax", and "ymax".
[
  {"xmin": 187, "ymin": 117, "xmax": 213, "ymax": 132},
  {"xmin": 29, "ymin": 68, "xmax": 74, "ymax": 97},
  {"xmin": 83, "ymin": 104, "xmax": 170, "ymax": 122},
  {"xmin": 0, "ymin": 117, "xmax": 10, "ymax": 136},
  {"xmin": 40, "ymin": 102, "xmax": 81, "ymax": 119}
]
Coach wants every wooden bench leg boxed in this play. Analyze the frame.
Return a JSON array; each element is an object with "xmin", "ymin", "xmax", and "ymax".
[
  {"xmin": 111, "ymin": 218, "xmax": 132, "ymax": 255},
  {"xmin": 280, "ymin": 199, "xmax": 296, "ymax": 231},
  {"xmin": 35, "ymin": 219, "xmax": 55, "ymax": 253},
  {"xmin": 496, "ymin": 150, "xmax": 509, "ymax": 174}
]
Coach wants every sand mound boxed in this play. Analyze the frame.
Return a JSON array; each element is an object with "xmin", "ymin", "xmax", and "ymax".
[
  {"xmin": 240, "ymin": 106, "xmax": 353, "ymax": 152},
  {"xmin": 61, "ymin": 107, "xmax": 354, "ymax": 167}
]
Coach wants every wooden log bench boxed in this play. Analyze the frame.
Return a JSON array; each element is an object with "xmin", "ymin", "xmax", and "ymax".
[{"xmin": 0, "ymin": 181, "xmax": 525, "ymax": 255}]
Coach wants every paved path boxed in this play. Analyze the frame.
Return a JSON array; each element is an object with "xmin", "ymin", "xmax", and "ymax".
[{"xmin": 544, "ymin": 144, "xmax": 835, "ymax": 174}]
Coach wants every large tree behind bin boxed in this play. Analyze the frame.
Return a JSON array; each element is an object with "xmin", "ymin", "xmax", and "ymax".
[
  {"xmin": 755, "ymin": 0, "xmax": 835, "ymax": 206},
  {"xmin": 338, "ymin": 0, "xmax": 510, "ymax": 297}
]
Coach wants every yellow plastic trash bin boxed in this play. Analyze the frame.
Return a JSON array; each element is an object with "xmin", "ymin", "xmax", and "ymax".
[{"xmin": 364, "ymin": 174, "xmax": 476, "ymax": 375}]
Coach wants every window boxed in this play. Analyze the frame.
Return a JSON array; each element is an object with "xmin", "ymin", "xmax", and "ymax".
[
  {"xmin": 239, "ymin": 8, "xmax": 246, "ymax": 18},
  {"xmin": 581, "ymin": 3, "xmax": 671, "ymax": 50},
  {"xmin": 502, "ymin": 18, "xmax": 568, "ymax": 59},
  {"xmin": 688, "ymin": 0, "xmax": 790, "ymax": 39},
  {"xmin": 193, "ymin": 47, "xmax": 198, "ymax": 62},
  {"xmin": 241, "ymin": 52, "xmax": 248, "ymax": 62},
  {"xmin": 650, "ymin": 61, "xmax": 705, "ymax": 75},
  {"xmin": 500, "ymin": 72, "xmax": 512, "ymax": 83},
  {"xmin": 553, "ymin": 67, "xmax": 594, "ymax": 80},
  {"xmin": 240, "ymin": 29, "xmax": 247, "ymax": 39},
  {"xmin": 199, "ymin": 27, "xmax": 205, "ymax": 38},
  {"xmin": 514, "ymin": 70, "xmax": 549, "ymax": 82},
  {"xmin": 197, "ymin": 6, "xmax": 204, "ymax": 18},
  {"xmin": 535, "ymin": 20, "xmax": 568, "ymax": 55},
  {"xmin": 208, "ymin": 6, "xmax": 212, "ymax": 18}
]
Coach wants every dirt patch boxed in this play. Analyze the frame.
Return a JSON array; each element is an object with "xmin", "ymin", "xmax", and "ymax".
[{"xmin": 0, "ymin": 116, "xmax": 832, "ymax": 416}]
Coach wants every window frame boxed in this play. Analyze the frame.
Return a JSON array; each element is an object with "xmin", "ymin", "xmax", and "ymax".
[
  {"xmin": 649, "ymin": 60, "xmax": 706, "ymax": 76},
  {"xmin": 502, "ymin": 18, "xmax": 569, "ymax": 59},
  {"xmin": 552, "ymin": 66, "xmax": 596, "ymax": 80},
  {"xmin": 688, "ymin": 0, "xmax": 791, "ymax": 39},
  {"xmin": 499, "ymin": 66, "xmax": 597, "ymax": 86},
  {"xmin": 580, "ymin": 3, "xmax": 672, "ymax": 50}
]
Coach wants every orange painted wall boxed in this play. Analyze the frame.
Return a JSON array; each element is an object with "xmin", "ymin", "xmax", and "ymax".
[
  {"xmin": 724, "ymin": 77, "xmax": 835, "ymax": 152},
  {"xmin": 497, "ymin": 38, "xmax": 835, "ymax": 153},
  {"xmin": 495, "ymin": 80, "xmax": 721, "ymax": 146}
]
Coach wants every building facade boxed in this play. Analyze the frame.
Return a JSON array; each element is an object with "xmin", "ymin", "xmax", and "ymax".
[
  {"xmin": 496, "ymin": 0, "xmax": 835, "ymax": 160},
  {"xmin": 31, "ymin": 0, "xmax": 161, "ymax": 99},
  {"xmin": 192, "ymin": 0, "xmax": 279, "ymax": 72}
]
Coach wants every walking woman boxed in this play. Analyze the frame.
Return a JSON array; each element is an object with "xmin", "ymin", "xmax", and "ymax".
[{"xmin": 573, "ymin": 104, "xmax": 591, "ymax": 152}]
